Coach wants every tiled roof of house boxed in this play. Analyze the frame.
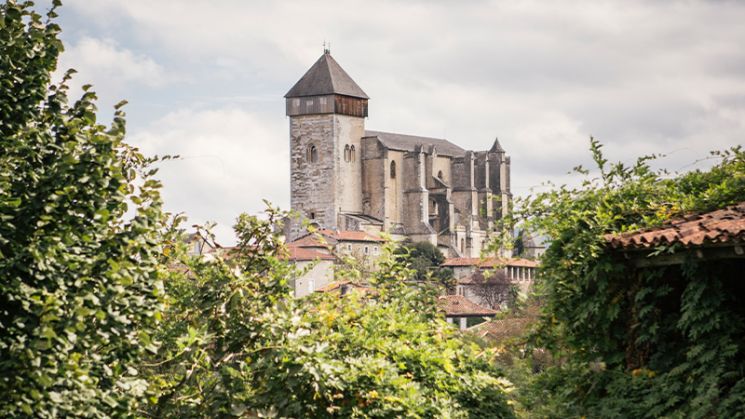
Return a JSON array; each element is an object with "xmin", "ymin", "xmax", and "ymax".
[
  {"xmin": 315, "ymin": 280, "xmax": 370, "ymax": 293},
  {"xmin": 206, "ymin": 245, "xmax": 333, "ymax": 262},
  {"xmin": 284, "ymin": 247, "xmax": 336, "ymax": 261},
  {"xmin": 441, "ymin": 257, "xmax": 537, "ymax": 268},
  {"xmin": 315, "ymin": 230, "xmax": 385, "ymax": 242},
  {"xmin": 459, "ymin": 270, "xmax": 515, "ymax": 285},
  {"xmin": 605, "ymin": 201, "xmax": 745, "ymax": 250},
  {"xmin": 438, "ymin": 295, "xmax": 499, "ymax": 316},
  {"xmin": 287, "ymin": 235, "xmax": 330, "ymax": 249},
  {"xmin": 467, "ymin": 318, "xmax": 531, "ymax": 340},
  {"xmin": 364, "ymin": 130, "xmax": 466, "ymax": 157}
]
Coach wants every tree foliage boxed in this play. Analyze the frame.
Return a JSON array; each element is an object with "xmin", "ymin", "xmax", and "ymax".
[
  {"xmin": 495, "ymin": 139, "xmax": 745, "ymax": 418},
  {"xmin": 470, "ymin": 269, "xmax": 511, "ymax": 311},
  {"xmin": 394, "ymin": 241, "xmax": 455, "ymax": 291},
  {"xmin": 0, "ymin": 1, "xmax": 166, "ymax": 417},
  {"xmin": 145, "ymin": 209, "xmax": 515, "ymax": 419}
]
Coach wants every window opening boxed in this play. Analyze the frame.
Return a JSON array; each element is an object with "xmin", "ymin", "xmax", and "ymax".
[
  {"xmin": 390, "ymin": 160, "xmax": 396, "ymax": 179},
  {"xmin": 437, "ymin": 170, "xmax": 443, "ymax": 179},
  {"xmin": 350, "ymin": 145, "xmax": 356, "ymax": 162},
  {"xmin": 364, "ymin": 246, "xmax": 369, "ymax": 254},
  {"xmin": 344, "ymin": 145, "xmax": 350, "ymax": 162},
  {"xmin": 309, "ymin": 212, "xmax": 315, "ymax": 220},
  {"xmin": 307, "ymin": 144, "xmax": 318, "ymax": 163}
]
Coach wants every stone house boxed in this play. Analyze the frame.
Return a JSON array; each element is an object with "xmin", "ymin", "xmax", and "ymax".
[
  {"xmin": 439, "ymin": 295, "xmax": 499, "ymax": 330},
  {"xmin": 441, "ymin": 257, "xmax": 537, "ymax": 284},
  {"xmin": 440, "ymin": 257, "xmax": 537, "ymax": 309},
  {"xmin": 284, "ymin": 246, "xmax": 336, "ymax": 298},
  {"xmin": 289, "ymin": 229, "xmax": 386, "ymax": 260},
  {"xmin": 284, "ymin": 50, "xmax": 513, "ymax": 258},
  {"xmin": 285, "ymin": 229, "xmax": 386, "ymax": 296}
]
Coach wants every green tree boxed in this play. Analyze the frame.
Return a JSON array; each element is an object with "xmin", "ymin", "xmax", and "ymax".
[
  {"xmin": 394, "ymin": 241, "xmax": 455, "ymax": 291},
  {"xmin": 512, "ymin": 229, "xmax": 525, "ymax": 257},
  {"xmin": 144, "ymin": 209, "xmax": 515, "ymax": 418},
  {"xmin": 495, "ymin": 140, "xmax": 745, "ymax": 418},
  {"xmin": 0, "ymin": 1, "xmax": 166, "ymax": 417}
]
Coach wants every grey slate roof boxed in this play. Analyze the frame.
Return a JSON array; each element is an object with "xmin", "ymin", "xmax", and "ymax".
[
  {"xmin": 364, "ymin": 130, "xmax": 466, "ymax": 157},
  {"xmin": 285, "ymin": 52, "xmax": 369, "ymax": 99},
  {"xmin": 490, "ymin": 138, "xmax": 505, "ymax": 153}
]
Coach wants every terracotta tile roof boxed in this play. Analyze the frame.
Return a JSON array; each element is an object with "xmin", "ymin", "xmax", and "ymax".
[
  {"xmin": 315, "ymin": 280, "xmax": 370, "ymax": 293},
  {"xmin": 459, "ymin": 270, "xmax": 515, "ymax": 285},
  {"xmin": 605, "ymin": 201, "xmax": 745, "ymax": 250},
  {"xmin": 284, "ymin": 247, "xmax": 336, "ymax": 261},
  {"xmin": 438, "ymin": 295, "xmax": 499, "ymax": 316},
  {"xmin": 315, "ymin": 230, "xmax": 385, "ymax": 242},
  {"xmin": 287, "ymin": 235, "xmax": 330, "ymax": 249},
  {"xmin": 441, "ymin": 257, "xmax": 537, "ymax": 268},
  {"xmin": 205, "ymin": 245, "xmax": 333, "ymax": 262},
  {"xmin": 467, "ymin": 318, "xmax": 530, "ymax": 340}
]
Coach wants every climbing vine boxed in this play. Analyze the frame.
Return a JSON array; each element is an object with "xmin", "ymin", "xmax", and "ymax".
[{"xmin": 492, "ymin": 140, "xmax": 745, "ymax": 418}]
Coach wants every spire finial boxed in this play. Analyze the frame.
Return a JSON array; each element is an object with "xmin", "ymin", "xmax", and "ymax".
[{"xmin": 323, "ymin": 39, "xmax": 330, "ymax": 54}]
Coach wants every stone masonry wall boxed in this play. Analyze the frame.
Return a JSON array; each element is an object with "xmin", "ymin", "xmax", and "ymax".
[
  {"xmin": 361, "ymin": 137, "xmax": 386, "ymax": 226},
  {"xmin": 334, "ymin": 115, "xmax": 364, "ymax": 217},
  {"xmin": 289, "ymin": 114, "xmax": 336, "ymax": 239}
]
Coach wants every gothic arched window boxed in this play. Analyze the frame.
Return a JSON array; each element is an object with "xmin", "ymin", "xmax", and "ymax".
[
  {"xmin": 437, "ymin": 170, "xmax": 443, "ymax": 179},
  {"xmin": 344, "ymin": 145, "xmax": 350, "ymax": 162},
  {"xmin": 307, "ymin": 144, "xmax": 318, "ymax": 163},
  {"xmin": 350, "ymin": 145, "xmax": 356, "ymax": 162},
  {"xmin": 390, "ymin": 160, "xmax": 396, "ymax": 179}
]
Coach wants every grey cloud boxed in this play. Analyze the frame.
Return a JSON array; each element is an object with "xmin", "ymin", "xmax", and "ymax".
[{"xmin": 33, "ymin": 0, "xmax": 745, "ymax": 244}]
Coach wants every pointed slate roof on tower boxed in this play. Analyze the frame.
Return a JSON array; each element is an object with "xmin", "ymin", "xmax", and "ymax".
[
  {"xmin": 490, "ymin": 137, "xmax": 505, "ymax": 153},
  {"xmin": 285, "ymin": 52, "xmax": 369, "ymax": 99}
]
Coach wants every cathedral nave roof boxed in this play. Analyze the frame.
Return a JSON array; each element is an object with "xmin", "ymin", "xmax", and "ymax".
[{"xmin": 364, "ymin": 130, "xmax": 466, "ymax": 157}]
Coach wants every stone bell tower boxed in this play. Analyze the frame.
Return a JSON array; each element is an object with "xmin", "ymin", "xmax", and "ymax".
[{"xmin": 285, "ymin": 50, "xmax": 369, "ymax": 240}]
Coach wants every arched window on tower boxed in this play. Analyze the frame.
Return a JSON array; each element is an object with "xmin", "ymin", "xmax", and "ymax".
[
  {"xmin": 344, "ymin": 145, "xmax": 350, "ymax": 162},
  {"xmin": 460, "ymin": 238, "xmax": 465, "ymax": 254},
  {"xmin": 350, "ymin": 145, "xmax": 356, "ymax": 162},
  {"xmin": 390, "ymin": 160, "xmax": 396, "ymax": 179},
  {"xmin": 437, "ymin": 170, "xmax": 443, "ymax": 180},
  {"xmin": 307, "ymin": 144, "xmax": 318, "ymax": 163}
]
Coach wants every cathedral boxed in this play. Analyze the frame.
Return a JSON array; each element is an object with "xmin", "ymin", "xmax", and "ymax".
[{"xmin": 285, "ymin": 50, "xmax": 512, "ymax": 258}]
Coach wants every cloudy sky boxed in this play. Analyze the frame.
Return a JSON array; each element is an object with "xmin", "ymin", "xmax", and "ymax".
[{"xmin": 38, "ymin": 0, "xmax": 745, "ymax": 244}]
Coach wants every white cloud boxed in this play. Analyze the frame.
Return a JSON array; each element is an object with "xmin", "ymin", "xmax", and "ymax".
[
  {"xmin": 64, "ymin": 37, "xmax": 168, "ymax": 86},
  {"xmin": 53, "ymin": 36, "xmax": 180, "ymax": 107},
  {"xmin": 129, "ymin": 108, "xmax": 289, "ymax": 245}
]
